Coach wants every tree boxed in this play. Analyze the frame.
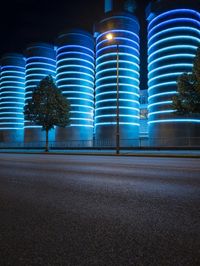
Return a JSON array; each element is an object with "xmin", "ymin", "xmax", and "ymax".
[
  {"xmin": 172, "ymin": 47, "xmax": 200, "ymax": 115},
  {"xmin": 24, "ymin": 75, "xmax": 70, "ymax": 152}
]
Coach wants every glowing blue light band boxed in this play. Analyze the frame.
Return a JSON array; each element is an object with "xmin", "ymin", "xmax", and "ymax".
[
  {"xmin": 148, "ymin": 9, "xmax": 200, "ymax": 30},
  {"xmin": 96, "ymin": 67, "xmax": 139, "ymax": 78},
  {"xmin": 96, "ymin": 52, "xmax": 139, "ymax": 63},
  {"xmin": 96, "ymin": 75, "xmax": 139, "ymax": 84},
  {"xmin": 148, "ymin": 36, "xmax": 200, "ymax": 54},
  {"xmin": 148, "ymin": 27, "xmax": 200, "ymax": 44},
  {"xmin": 148, "ymin": 101, "xmax": 172, "ymax": 108},
  {"xmin": 148, "ymin": 54, "xmax": 195, "ymax": 68},
  {"xmin": 56, "ymin": 64, "xmax": 94, "ymax": 73},
  {"xmin": 56, "ymin": 71, "xmax": 94, "ymax": 80},
  {"xmin": 25, "ymin": 68, "xmax": 55, "ymax": 74},
  {"xmin": 96, "ymin": 29, "xmax": 139, "ymax": 42},
  {"xmin": 95, "ymin": 106, "xmax": 139, "ymax": 112},
  {"xmin": 70, "ymin": 124, "xmax": 93, "ymax": 127},
  {"xmin": 148, "ymin": 63, "xmax": 193, "ymax": 76},
  {"xmin": 0, "ymin": 81, "xmax": 24, "ymax": 85},
  {"xmin": 148, "ymin": 45, "xmax": 198, "ymax": 61},
  {"xmin": 67, "ymin": 97, "xmax": 94, "ymax": 103},
  {"xmin": 26, "ymin": 56, "xmax": 56, "ymax": 63},
  {"xmin": 95, "ymin": 114, "xmax": 139, "ymax": 119},
  {"xmin": 56, "ymin": 58, "xmax": 94, "ymax": 67},
  {"xmin": 96, "ymin": 91, "xmax": 139, "ymax": 98},
  {"xmin": 96, "ymin": 37, "xmax": 139, "ymax": 49},
  {"xmin": 58, "ymin": 84, "xmax": 94, "ymax": 91},
  {"xmin": 95, "ymin": 122, "xmax": 140, "ymax": 126},
  {"xmin": 97, "ymin": 45, "xmax": 139, "ymax": 56},
  {"xmin": 1, "ymin": 70, "xmax": 24, "ymax": 75},
  {"xmin": 148, "ymin": 119, "xmax": 200, "ymax": 124},
  {"xmin": 148, "ymin": 110, "xmax": 175, "ymax": 117},
  {"xmin": 56, "ymin": 51, "xmax": 94, "ymax": 60},
  {"xmin": 149, "ymin": 17, "xmax": 200, "ymax": 37},
  {"xmin": 26, "ymin": 62, "xmax": 56, "ymax": 68},
  {"xmin": 57, "ymin": 77, "xmax": 94, "ymax": 85},
  {"xmin": 96, "ymin": 99, "xmax": 140, "ymax": 105},
  {"xmin": 148, "ymin": 91, "xmax": 178, "ymax": 100},
  {"xmin": 96, "ymin": 60, "xmax": 139, "ymax": 70},
  {"xmin": 148, "ymin": 72, "xmax": 184, "ymax": 83},
  {"xmin": 56, "ymin": 45, "xmax": 94, "ymax": 55},
  {"xmin": 96, "ymin": 83, "xmax": 139, "ymax": 91}
]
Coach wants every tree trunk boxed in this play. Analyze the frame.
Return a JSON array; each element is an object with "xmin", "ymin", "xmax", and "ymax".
[{"xmin": 45, "ymin": 129, "xmax": 49, "ymax": 152}]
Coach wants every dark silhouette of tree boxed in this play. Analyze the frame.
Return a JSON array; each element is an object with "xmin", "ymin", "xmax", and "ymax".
[
  {"xmin": 24, "ymin": 75, "xmax": 70, "ymax": 152},
  {"xmin": 172, "ymin": 47, "xmax": 200, "ymax": 115}
]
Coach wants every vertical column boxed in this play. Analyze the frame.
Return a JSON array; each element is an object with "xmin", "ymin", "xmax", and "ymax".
[
  {"xmin": 0, "ymin": 53, "xmax": 25, "ymax": 144},
  {"xmin": 56, "ymin": 30, "xmax": 95, "ymax": 147},
  {"xmin": 95, "ymin": 13, "xmax": 140, "ymax": 147},
  {"xmin": 24, "ymin": 43, "xmax": 56, "ymax": 144},
  {"xmin": 147, "ymin": 4, "xmax": 200, "ymax": 146}
]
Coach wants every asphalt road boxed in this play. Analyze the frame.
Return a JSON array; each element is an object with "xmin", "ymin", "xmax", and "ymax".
[{"xmin": 0, "ymin": 154, "xmax": 200, "ymax": 266}]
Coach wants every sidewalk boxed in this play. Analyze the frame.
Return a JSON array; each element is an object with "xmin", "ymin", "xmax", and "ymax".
[{"xmin": 0, "ymin": 148, "xmax": 200, "ymax": 158}]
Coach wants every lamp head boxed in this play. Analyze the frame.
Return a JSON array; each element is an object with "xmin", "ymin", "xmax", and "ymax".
[{"xmin": 106, "ymin": 33, "xmax": 113, "ymax": 41}]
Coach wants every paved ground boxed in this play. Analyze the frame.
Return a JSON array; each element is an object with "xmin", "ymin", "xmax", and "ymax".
[{"xmin": 0, "ymin": 154, "xmax": 200, "ymax": 266}]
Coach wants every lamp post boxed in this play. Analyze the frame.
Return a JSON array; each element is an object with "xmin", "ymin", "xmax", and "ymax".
[{"xmin": 106, "ymin": 33, "xmax": 120, "ymax": 155}]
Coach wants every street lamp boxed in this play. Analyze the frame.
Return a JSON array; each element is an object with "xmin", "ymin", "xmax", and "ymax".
[{"xmin": 106, "ymin": 33, "xmax": 120, "ymax": 154}]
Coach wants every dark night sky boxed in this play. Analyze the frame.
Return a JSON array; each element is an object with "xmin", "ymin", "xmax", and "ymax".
[{"xmin": 0, "ymin": 0, "xmax": 150, "ymax": 89}]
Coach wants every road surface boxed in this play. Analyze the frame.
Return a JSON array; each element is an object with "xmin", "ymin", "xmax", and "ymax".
[{"xmin": 0, "ymin": 154, "xmax": 199, "ymax": 265}]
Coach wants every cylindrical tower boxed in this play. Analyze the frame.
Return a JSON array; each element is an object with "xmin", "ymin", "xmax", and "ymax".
[
  {"xmin": 0, "ymin": 53, "xmax": 25, "ymax": 143},
  {"xmin": 24, "ymin": 43, "xmax": 56, "ymax": 144},
  {"xmin": 95, "ymin": 12, "xmax": 140, "ymax": 146},
  {"xmin": 55, "ymin": 30, "xmax": 95, "ymax": 146},
  {"xmin": 147, "ymin": 0, "xmax": 200, "ymax": 146}
]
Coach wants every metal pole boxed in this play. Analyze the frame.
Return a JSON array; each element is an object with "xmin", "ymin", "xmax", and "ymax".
[{"xmin": 116, "ymin": 44, "xmax": 120, "ymax": 155}]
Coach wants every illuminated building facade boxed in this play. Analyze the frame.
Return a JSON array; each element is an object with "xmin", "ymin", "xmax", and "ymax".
[
  {"xmin": 0, "ymin": 0, "xmax": 199, "ymax": 147},
  {"xmin": 55, "ymin": 30, "xmax": 94, "ymax": 145},
  {"xmin": 0, "ymin": 53, "xmax": 25, "ymax": 142},
  {"xmin": 24, "ymin": 43, "xmax": 56, "ymax": 143},
  {"xmin": 94, "ymin": 1, "xmax": 140, "ymax": 146},
  {"xmin": 146, "ymin": 0, "xmax": 200, "ymax": 146}
]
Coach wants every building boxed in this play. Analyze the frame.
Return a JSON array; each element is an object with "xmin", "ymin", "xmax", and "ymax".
[
  {"xmin": 0, "ymin": 0, "xmax": 199, "ymax": 148},
  {"xmin": 146, "ymin": 0, "xmax": 200, "ymax": 146}
]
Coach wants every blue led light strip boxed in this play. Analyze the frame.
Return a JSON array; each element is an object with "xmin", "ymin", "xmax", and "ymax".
[
  {"xmin": 148, "ymin": 91, "xmax": 178, "ymax": 100},
  {"xmin": 96, "ymin": 75, "xmax": 139, "ymax": 84},
  {"xmin": 148, "ymin": 9, "xmax": 200, "ymax": 30},
  {"xmin": 95, "ymin": 122, "xmax": 140, "ymax": 126},
  {"xmin": 148, "ymin": 54, "xmax": 195, "ymax": 68},
  {"xmin": 148, "ymin": 101, "xmax": 172, "ymax": 108},
  {"xmin": 26, "ymin": 56, "xmax": 56, "ymax": 62},
  {"xmin": 148, "ymin": 17, "xmax": 200, "ymax": 37},
  {"xmin": 96, "ymin": 60, "xmax": 139, "ymax": 70},
  {"xmin": 56, "ymin": 51, "xmax": 94, "ymax": 60},
  {"xmin": 96, "ymin": 83, "xmax": 139, "ymax": 91},
  {"xmin": 148, "ymin": 110, "xmax": 175, "ymax": 117},
  {"xmin": 96, "ymin": 29, "xmax": 139, "ymax": 42},
  {"xmin": 96, "ymin": 67, "xmax": 139, "ymax": 77},
  {"xmin": 148, "ymin": 64, "xmax": 193, "ymax": 76},
  {"xmin": 97, "ymin": 45, "xmax": 139, "ymax": 56},
  {"xmin": 96, "ymin": 37, "xmax": 139, "ymax": 49},
  {"xmin": 96, "ymin": 52, "xmax": 140, "ymax": 63},
  {"xmin": 148, "ymin": 119, "xmax": 200, "ymax": 124},
  {"xmin": 148, "ymin": 36, "xmax": 200, "ymax": 53},
  {"xmin": 56, "ymin": 45, "xmax": 94, "ymax": 54},
  {"xmin": 148, "ymin": 27, "xmax": 200, "ymax": 44}
]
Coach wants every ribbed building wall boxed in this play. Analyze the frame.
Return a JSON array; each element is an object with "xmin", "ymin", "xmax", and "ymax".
[
  {"xmin": 95, "ymin": 12, "xmax": 140, "ymax": 146},
  {"xmin": 0, "ymin": 53, "xmax": 25, "ymax": 143},
  {"xmin": 147, "ymin": 1, "xmax": 200, "ymax": 146},
  {"xmin": 24, "ymin": 43, "xmax": 56, "ymax": 143},
  {"xmin": 55, "ymin": 30, "xmax": 95, "ymax": 145}
]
